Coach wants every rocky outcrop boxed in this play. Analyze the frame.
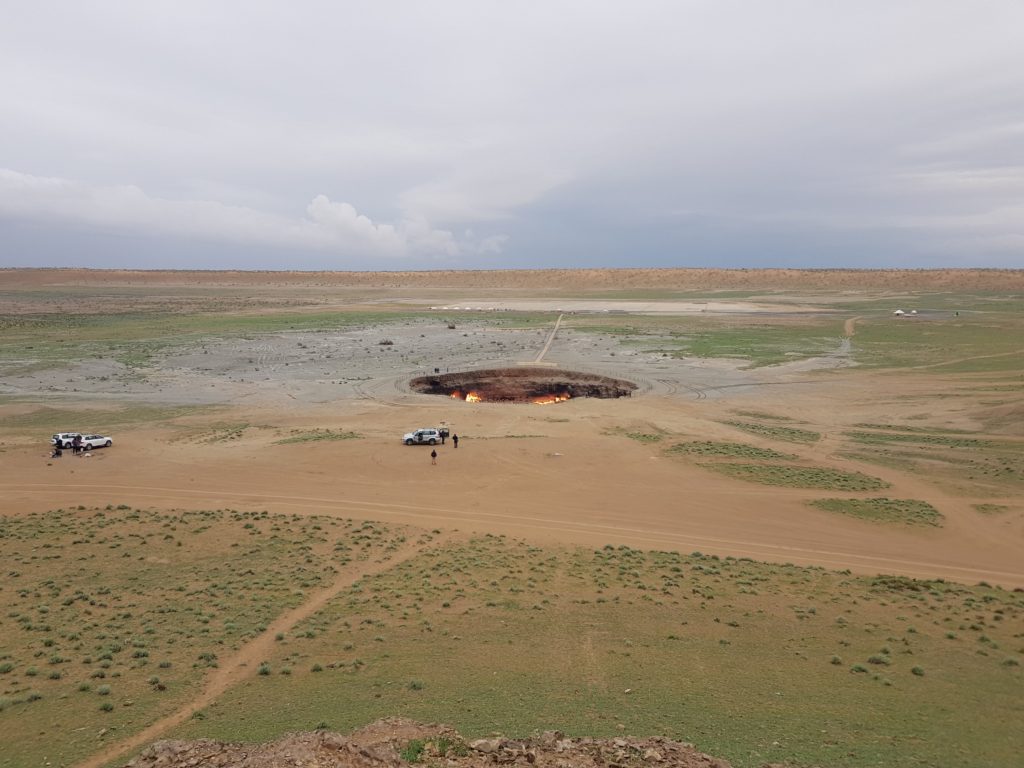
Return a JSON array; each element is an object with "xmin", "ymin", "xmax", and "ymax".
[{"xmin": 124, "ymin": 718, "xmax": 734, "ymax": 768}]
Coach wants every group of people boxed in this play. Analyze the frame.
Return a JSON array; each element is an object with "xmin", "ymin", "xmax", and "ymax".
[
  {"xmin": 431, "ymin": 432, "xmax": 458, "ymax": 465},
  {"xmin": 51, "ymin": 434, "xmax": 84, "ymax": 458}
]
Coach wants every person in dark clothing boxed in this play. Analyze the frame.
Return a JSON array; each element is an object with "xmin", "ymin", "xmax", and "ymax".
[
  {"xmin": 430, "ymin": 449, "xmax": 437, "ymax": 465},
  {"xmin": 72, "ymin": 434, "xmax": 82, "ymax": 455},
  {"xmin": 452, "ymin": 434, "xmax": 459, "ymax": 449},
  {"xmin": 51, "ymin": 445, "xmax": 63, "ymax": 458}
]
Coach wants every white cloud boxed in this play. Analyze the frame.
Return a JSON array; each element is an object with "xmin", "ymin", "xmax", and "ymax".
[
  {"xmin": 0, "ymin": 169, "xmax": 503, "ymax": 260},
  {"xmin": 2, "ymin": 2, "xmax": 1023, "ymax": 267}
]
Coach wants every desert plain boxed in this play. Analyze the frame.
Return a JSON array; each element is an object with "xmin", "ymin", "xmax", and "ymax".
[{"xmin": 0, "ymin": 268, "xmax": 1022, "ymax": 768}]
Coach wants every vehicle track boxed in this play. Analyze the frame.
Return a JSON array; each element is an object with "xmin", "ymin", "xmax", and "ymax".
[
  {"xmin": 534, "ymin": 313, "xmax": 564, "ymax": 364},
  {"xmin": 74, "ymin": 535, "xmax": 448, "ymax": 768}
]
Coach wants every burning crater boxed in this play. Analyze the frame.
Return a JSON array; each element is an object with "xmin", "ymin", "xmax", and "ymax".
[{"xmin": 409, "ymin": 367, "xmax": 637, "ymax": 404}]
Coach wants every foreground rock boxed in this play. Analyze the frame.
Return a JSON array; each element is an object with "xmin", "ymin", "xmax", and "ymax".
[{"xmin": 124, "ymin": 718, "xmax": 736, "ymax": 768}]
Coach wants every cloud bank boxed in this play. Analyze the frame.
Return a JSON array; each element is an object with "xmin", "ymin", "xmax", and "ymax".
[
  {"xmin": 1, "ymin": 1, "xmax": 1022, "ymax": 268},
  {"xmin": 0, "ymin": 169, "xmax": 502, "ymax": 260}
]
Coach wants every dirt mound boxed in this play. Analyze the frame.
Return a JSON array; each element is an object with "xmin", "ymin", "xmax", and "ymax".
[
  {"xmin": 123, "ymin": 718, "xmax": 738, "ymax": 768},
  {"xmin": 409, "ymin": 368, "xmax": 637, "ymax": 403}
]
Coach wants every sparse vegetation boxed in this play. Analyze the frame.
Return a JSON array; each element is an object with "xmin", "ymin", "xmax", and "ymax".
[
  {"xmin": 724, "ymin": 421, "xmax": 821, "ymax": 444},
  {"xmin": 705, "ymin": 463, "xmax": 889, "ymax": 490},
  {"xmin": 666, "ymin": 441, "xmax": 797, "ymax": 460},
  {"xmin": 809, "ymin": 497, "xmax": 944, "ymax": 526},
  {"xmin": 274, "ymin": 429, "xmax": 362, "ymax": 445}
]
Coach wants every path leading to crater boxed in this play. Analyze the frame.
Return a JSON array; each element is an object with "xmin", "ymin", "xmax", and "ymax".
[{"xmin": 534, "ymin": 313, "xmax": 564, "ymax": 364}]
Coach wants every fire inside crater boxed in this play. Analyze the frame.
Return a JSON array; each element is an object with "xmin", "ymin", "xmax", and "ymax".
[{"xmin": 409, "ymin": 367, "xmax": 637, "ymax": 404}]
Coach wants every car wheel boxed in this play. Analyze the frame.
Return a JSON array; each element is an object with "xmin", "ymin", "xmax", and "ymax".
[
  {"xmin": 405, "ymin": 439, "xmax": 414, "ymax": 445},
  {"xmin": 104, "ymin": 440, "xmax": 112, "ymax": 447},
  {"xmin": 63, "ymin": 442, "xmax": 72, "ymax": 449},
  {"xmin": 429, "ymin": 438, "xmax": 437, "ymax": 445}
]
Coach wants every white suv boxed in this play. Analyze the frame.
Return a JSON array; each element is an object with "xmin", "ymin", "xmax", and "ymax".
[
  {"xmin": 51, "ymin": 432, "xmax": 82, "ymax": 448},
  {"xmin": 403, "ymin": 428, "xmax": 444, "ymax": 445}
]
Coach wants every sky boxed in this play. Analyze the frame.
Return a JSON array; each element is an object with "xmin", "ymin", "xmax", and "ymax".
[{"xmin": 1, "ymin": 1, "xmax": 1023, "ymax": 271}]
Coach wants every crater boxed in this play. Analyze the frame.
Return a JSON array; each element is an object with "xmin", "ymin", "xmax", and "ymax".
[{"xmin": 409, "ymin": 367, "xmax": 637, "ymax": 404}]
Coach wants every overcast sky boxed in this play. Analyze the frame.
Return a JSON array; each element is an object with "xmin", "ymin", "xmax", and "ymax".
[{"xmin": 2, "ymin": 1, "xmax": 1023, "ymax": 270}]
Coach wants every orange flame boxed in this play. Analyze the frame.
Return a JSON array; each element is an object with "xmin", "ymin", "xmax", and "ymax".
[
  {"xmin": 450, "ymin": 390, "xmax": 463, "ymax": 400},
  {"xmin": 533, "ymin": 392, "xmax": 571, "ymax": 405},
  {"xmin": 465, "ymin": 391, "xmax": 483, "ymax": 403}
]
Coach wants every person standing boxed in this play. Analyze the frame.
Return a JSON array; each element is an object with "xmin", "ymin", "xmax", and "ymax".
[
  {"xmin": 430, "ymin": 449, "xmax": 437, "ymax": 465},
  {"xmin": 452, "ymin": 434, "xmax": 459, "ymax": 449}
]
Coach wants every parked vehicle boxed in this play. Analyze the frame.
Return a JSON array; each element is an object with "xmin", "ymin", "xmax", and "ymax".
[
  {"xmin": 50, "ymin": 432, "xmax": 112, "ymax": 449},
  {"xmin": 403, "ymin": 427, "xmax": 449, "ymax": 445},
  {"xmin": 80, "ymin": 434, "xmax": 113, "ymax": 450},
  {"xmin": 51, "ymin": 432, "xmax": 82, "ymax": 448}
]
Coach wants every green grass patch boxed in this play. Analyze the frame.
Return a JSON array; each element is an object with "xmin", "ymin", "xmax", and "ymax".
[
  {"xmin": 853, "ymin": 315, "xmax": 1024, "ymax": 372},
  {"xmin": 0, "ymin": 404, "xmax": 212, "ymax": 432},
  {"xmin": 168, "ymin": 538, "xmax": 1024, "ymax": 768},
  {"xmin": 724, "ymin": 421, "xmax": 821, "ymax": 444},
  {"xmin": 809, "ymin": 498, "xmax": 944, "ymax": 526},
  {"xmin": 972, "ymin": 503, "xmax": 1011, "ymax": 514},
  {"xmin": 0, "ymin": 309, "xmax": 438, "ymax": 370},
  {"xmin": 274, "ymin": 429, "xmax": 362, "ymax": 445},
  {"xmin": 843, "ymin": 430, "xmax": 1003, "ymax": 450},
  {"xmin": 732, "ymin": 410, "xmax": 796, "ymax": 422},
  {"xmin": 0, "ymin": 506, "xmax": 410, "ymax": 768},
  {"xmin": 605, "ymin": 426, "xmax": 668, "ymax": 444},
  {"xmin": 705, "ymin": 463, "xmax": 889, "ymax": 490},
  {"xmin": 666, "ymin": 441, "xmax": 797, "ymax": 461}
]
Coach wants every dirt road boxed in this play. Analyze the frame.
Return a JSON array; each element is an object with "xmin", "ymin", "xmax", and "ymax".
[{"xmin": 73, "ymin": 536, "xmax": 448, "ymax": 768}]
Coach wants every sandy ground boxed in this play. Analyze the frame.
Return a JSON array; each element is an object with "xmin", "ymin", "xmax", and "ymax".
[{"xmin": 2, "ymin": 269, "xmax": 1022, "ymax": 589}]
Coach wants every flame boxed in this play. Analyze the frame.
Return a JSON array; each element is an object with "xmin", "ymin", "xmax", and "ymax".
[
  {"xmin": 465, "ymin": 391, "xmax": 483, "ymax": 403},
  {"xmin": 533, "ymin": 392, "xmax": 571, "ymax": 405},
  {"xmin": 450, "ymin": 390, "xmax": 463, "ymax": 400}
]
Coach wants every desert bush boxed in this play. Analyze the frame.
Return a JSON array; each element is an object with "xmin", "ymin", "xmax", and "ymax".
[{"xmin": 400, "ymin": 739, "xmax": 425, "ymax": 763}]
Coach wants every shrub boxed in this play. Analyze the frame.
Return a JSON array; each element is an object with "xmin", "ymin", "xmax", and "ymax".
[
  {"xmin": 97, "ymin": 685, "xmax": 111, "ymax": 696},
  {"xmin": 100, "ymin": 701, "xmax": 114, "ymax": 712},
  {"xmin": 258, "ymin": 663, "xmax": 271, "ymax": 676},
  {"xmin": 400, "ymin": 739, "xmax": 425, "ymax": 763},
  {"xmin": 911, "ymin": 666, "xmax": 925, "ymax": 676}
]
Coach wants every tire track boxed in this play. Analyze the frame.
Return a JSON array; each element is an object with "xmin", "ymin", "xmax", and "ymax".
[
  {"xmin": 74, "ymin": 536, "xmax": 447, "ymax": 768},
  {"xmin": 534, "ymin": 313, "xmax": 564, "ymax": 364}
]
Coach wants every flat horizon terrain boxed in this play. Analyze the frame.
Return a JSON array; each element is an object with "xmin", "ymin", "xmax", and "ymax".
[{"xmin": 1, "ymin": 268, "xmax": 1022, "ymax": 768}]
